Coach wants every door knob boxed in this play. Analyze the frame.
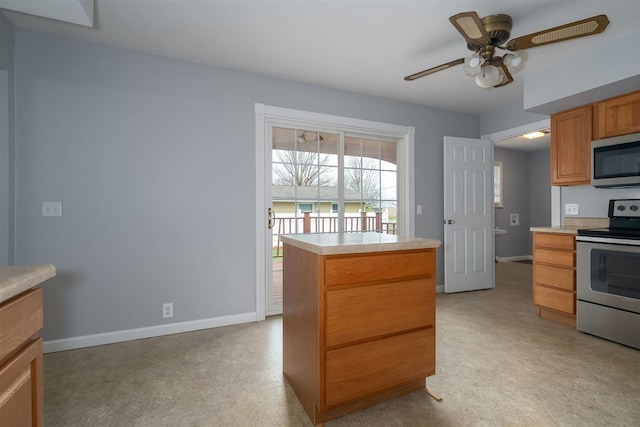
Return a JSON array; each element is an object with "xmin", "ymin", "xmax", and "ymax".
[
  {"xmin": 446, "ymin": 219, "xmax": 455, "ymax": 224},
  {"xmin": 268, "ymin": 208, "xmax": 276, "ymax": 229}
]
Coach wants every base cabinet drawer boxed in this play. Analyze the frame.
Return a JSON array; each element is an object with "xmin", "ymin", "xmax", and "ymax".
[
  {"xmin": 534, "ymin": 264, "xmax": 575, "ymax": 291},
  {"xmin": 534, "ymin": 233, "xmax": 575, "ymax": 251},
  {"xmin": 534, "ymin": 285, "xmax": 575, "ymax": 314},
  {"xmin": 325, "ymin": 279, "xmax": 434, "ymax": 347},
  {"xmin": 325, "ymin": 251, "xmax": 434, "ymax": 286},
  {"xmin": 324, "ymin": 328, "xmax": 434, "ymax": 408},
  {"xmin": 535, "ymin": 249, "xmax": 574, "ymax": 267}
]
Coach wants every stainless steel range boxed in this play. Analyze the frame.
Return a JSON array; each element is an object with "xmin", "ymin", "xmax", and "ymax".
[{"xmin": 576, "ymin": 199, "xmax": 640, "ymax": 350}]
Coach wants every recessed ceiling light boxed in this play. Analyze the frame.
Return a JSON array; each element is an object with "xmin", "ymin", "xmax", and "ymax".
[{"xmin": 523, "ymin": 130, "xmax": 549, "ymax": 139}]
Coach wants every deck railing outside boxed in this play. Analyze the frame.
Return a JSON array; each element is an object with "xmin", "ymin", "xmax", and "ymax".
[{"xmin": 272, "ymin": 212, "xmax": 397, "ymax": 256}]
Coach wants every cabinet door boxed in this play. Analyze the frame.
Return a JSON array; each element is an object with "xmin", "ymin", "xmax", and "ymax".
[
  {"xmin": 594, "ymin": 91, "xmax": 640, "ymax": 139},
  {"xmin": 551, "ymin": 105, "xmax": 592, "ymax": 186},
  {"xmin": 0, "ymin": 338, "xmax": 44, "ymax": 427}
]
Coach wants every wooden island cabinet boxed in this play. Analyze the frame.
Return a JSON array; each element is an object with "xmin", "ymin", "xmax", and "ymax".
[{"xmin": 281, "ymin": 233, "xmax": 441, "ymax": 424}]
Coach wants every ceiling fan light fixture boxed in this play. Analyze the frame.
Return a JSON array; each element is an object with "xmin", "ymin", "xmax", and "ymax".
[
  {"xmin": 463, "ymin": 54, "xmax": 485, "ymax": 75},
  {"xmin": 475, "ymin": 65, "xmax": 500, "ymax": 88},
  {"xmin": 503, "ymin": 51, "xmax": 525, "ymax": 72}
]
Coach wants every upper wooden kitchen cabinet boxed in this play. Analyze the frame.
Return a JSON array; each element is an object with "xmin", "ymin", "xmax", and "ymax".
[
  {"xmin": 593, "ymin": 90, "xmax": 640, "ymax": 139},
  {"xmin": 551, "ymin": 104, "xmax": 593, "ymax": 186}
]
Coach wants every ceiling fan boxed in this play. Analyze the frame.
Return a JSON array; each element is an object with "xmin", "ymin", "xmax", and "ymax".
[{"xmin": 404, "ymin": 12, "xmax": 609, "ymax": 88}]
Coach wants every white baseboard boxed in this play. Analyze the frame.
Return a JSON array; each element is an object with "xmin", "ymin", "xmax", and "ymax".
[
  {"xmin": 43, "ymin": 312, "xmax": 257, "ymax": 353},
  {"xmin": 435, "ymin": 284, "xmax": 444, "ymax": 293},
  {"xmin": 495, "ymin": 255, "xmax": 533, "ymax": 263}
]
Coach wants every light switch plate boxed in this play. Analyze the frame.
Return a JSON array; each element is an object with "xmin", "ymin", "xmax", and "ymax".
[
  {"xmin": 42, "ymin": 202, "xmax": 62, "ymax": 217},
  {"xmin": 510, "ymin": 213, "xmax": 519, "ymax": 226}
]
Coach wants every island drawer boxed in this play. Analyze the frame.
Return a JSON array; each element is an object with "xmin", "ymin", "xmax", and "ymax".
[
  {"xmin": 0, "ymin": 288, "xmax": 43, "ymax": 364},
  {"xmin": 324, "ymin": 327, "xmax": 434, "ymax": 408},
  {"xmin": 325, "ymin": 278, "xmax": 434, "ymax": 347},
  {"xmin": 324, "ymin": 250, "xmax": 434, "ymax": 286}
]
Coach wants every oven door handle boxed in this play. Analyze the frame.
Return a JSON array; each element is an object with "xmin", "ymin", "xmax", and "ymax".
[{"xmin": 576, "ymin": 235, "xmax": 640, "ymax": 246}]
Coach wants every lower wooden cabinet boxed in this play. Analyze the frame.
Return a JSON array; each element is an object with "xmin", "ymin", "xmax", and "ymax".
[
  {"xmin": 283, "ymin": 244, "xmax": 436, "ymax": 424},
  {"xmin": 532, "ymin": 232, "xmax": 576, "ymax": 326},
  {"xmin": 0, "ymin": 288, "xmax": 44, "ymax": 427}
]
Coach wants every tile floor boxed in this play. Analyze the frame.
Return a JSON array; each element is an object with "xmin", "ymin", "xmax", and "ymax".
[{"xmin": 43, "ymin": 262, "xmax": 640, "ymax": 426}]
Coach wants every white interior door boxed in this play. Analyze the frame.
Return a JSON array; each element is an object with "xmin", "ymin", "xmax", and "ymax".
[{"xmin": 443, "ymin": 136, "xmax": 494, "ymax": 293}]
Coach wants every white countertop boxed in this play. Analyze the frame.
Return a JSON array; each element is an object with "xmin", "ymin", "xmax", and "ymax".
[
  {"xmin": 281, "ymin": 233, "xmax": 441, "ymax": 255},
  {"xmin": 0, "ymin": 264, "xmax": 56, "ymax": 305}
]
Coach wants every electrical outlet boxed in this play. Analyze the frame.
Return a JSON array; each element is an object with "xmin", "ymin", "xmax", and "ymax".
[
  {"xmin": 565, "ymin": 204, "xmax": 579, "ymax": 216},
  {"xmin": 163, "ymin": 303, "xmax": 173, "ymax": 318},
  {"xmin": 42, "ymin": 201, "xmax": 63, "ymax": 217}
]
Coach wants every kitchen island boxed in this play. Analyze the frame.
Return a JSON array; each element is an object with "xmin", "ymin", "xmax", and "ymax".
[
  {"xmin": 0, "ymin": 264, "xmax": 56, "ymax": 426},
  {"xmin": 281, "ymin": 233, "xmax": 441, "ymax": 424}
]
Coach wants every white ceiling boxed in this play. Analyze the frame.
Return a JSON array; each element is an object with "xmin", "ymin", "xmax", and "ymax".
[{"xmin": 1, "ymin": 0, "xmax": 639, "ymax": 118}]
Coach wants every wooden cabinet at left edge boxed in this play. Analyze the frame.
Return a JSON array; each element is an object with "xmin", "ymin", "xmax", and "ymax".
[{"xmin": 0, "ymin": 288, "xmax": 44, "ymax": 426}]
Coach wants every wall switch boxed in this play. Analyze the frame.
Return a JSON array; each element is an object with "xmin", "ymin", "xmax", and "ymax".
[
  {"xmin": 42, "ymin": 202, "xmax": 62, "ymax": 217},
  {"xmin": 510, "ymin": 213, "xmax": 519, "ymax": 226},
  {"xmin": 417, "ymin": 205, "xmax": 422, "ymax": 215},
  {"xmin": 565, "ymin": 204, "xmax": 579, "ymax": 216},
  {"xmin": 163, "ymin": 303, "xmax": 173, "ymax": 318}
]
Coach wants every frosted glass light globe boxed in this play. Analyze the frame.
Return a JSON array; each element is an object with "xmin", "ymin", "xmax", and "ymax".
[{"xmin": 475, "ymin": 65, "xmax": 500, "ymax": 88}]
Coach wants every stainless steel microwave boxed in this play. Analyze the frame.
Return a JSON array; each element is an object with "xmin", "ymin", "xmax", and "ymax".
[{"xmin": 592, "ymin": 132, "xmax": 640, "ymax": 188}]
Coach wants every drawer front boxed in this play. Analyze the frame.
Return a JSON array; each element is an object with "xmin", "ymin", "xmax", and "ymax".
[
  {"xmin": 534, "ymin": 264, "xmax": 575, "ymax": 291},
  {"xmin": 534, "ymin": 233, "xmax": 575, "ymax": 251},
  {"xmin": 325, "ymin": 328, "xmax": 434, "ymax": 408},
  {"xmin": 325, "ymin": 250, "xmax": 434, "ymax": 287},
  {"xmin": 0, "ymin": 288, "xmax": 43, "ymax": 364},
  {"xmin": 326, "ymin": 279, "xmax": 434, "ymax": 347},
  {"xmin": 534, "ymin": 285, "xmax": 575, "ymax": 314},
  {"xmin": 535, "ymin": 249, "xmax": 575, "ymax": 267}
]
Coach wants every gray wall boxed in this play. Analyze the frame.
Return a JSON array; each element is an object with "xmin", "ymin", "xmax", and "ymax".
[
  {"xmin": 529, "ymin": 149, "xmax": 551, "ymax": 228},
  {"xmin": 478, "ymin": 100, "xmax": 548, "ymax": 136},
  {"xmin": 13, "ymin": 29, "xmax": 478, "ymax": 341},
  {"xmin": 494, "ymin": 148, "xmax": 529, "ymax": 258},
  {"xmin": 0, "ymin": 13, "xmax": 14, "ymax": 266},
  {"xmin": 494, "ymin": 147, "xmax": 550, "ymax": 259},
  {"xmin": 560, "ymin": 186, "xmax": 640, "ymax": 220}
]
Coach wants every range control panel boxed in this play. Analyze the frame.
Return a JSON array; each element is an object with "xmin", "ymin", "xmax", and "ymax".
[{"xmin": 609, "ymin": 199, "xmax": 640, "ymax": 218}]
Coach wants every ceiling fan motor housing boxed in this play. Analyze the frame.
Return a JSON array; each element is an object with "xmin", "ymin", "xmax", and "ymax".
[{"xmin": 467, "ymin": 14, "xmax": 513, "ymax": 51}]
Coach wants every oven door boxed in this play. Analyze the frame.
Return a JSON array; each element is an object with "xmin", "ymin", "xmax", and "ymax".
[{"xmin": 577, "ymin": 239, "xmax": 640, "ymax": 313}]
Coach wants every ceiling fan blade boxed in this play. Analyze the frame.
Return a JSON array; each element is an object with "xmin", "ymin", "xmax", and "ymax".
[
  {"xmin": 449, "ymin": 11, "xmax": 491, "ymax": 46},
  {"xmin": 404, "ymin": 58, "xmax": 465, "ymax": 81},
  {"xmin": 506, "ymin": 14, "xmax": 609, "ymax": 51}
]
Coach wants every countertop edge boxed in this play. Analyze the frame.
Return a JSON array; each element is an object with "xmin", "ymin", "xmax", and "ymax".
[
  {"xmin": 0, "ymin": 264, "xmax": 56, "ymax": 305},
  {"xmin": 529, "ymin": 227, "xmax": 581, "ymax": 235},
  {"xmin": 281, "ymin": 234, "xmax": 441, "ymax": 255}
]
